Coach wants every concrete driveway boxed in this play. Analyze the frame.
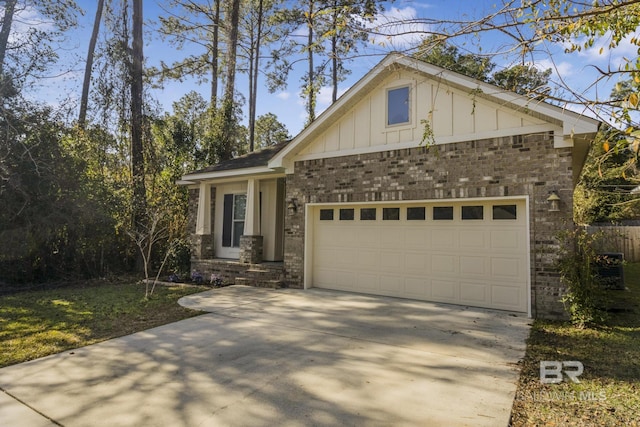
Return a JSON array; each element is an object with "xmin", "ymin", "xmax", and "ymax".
[{"xmin": 1, "ymin": 286, "xmax": 531, "ymax": 427}]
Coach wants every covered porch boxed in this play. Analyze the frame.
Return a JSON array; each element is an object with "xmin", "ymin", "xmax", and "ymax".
[{"xmin": 179, "ymin": 143, "xmax": 289, "ymax": 286}]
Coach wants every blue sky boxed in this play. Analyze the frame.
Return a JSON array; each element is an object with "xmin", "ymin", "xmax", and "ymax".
[{"xmin": 28, "ymin": 0, "xmax": 639, "ymax": 135}]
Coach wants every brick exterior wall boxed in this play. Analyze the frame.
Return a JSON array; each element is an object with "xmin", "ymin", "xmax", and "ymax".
[{"xmin": 283, "ymin": 132, "xmax": 575, "ymax": 319}]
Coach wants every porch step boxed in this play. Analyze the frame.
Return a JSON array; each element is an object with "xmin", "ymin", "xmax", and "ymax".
[{"xmin": 235, "ymin": 277, "xmax": 286, "ymax": 289}]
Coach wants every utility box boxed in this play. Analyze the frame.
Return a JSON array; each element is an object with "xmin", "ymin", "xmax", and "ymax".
[{"xmin": 597, "ymin": 252, "xmax": 625, "ymax": 290}]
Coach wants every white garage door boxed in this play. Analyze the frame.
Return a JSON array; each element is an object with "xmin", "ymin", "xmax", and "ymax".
[{"xmin": 310, "ymin": 199, "xmax": 529, "ymax": 312}]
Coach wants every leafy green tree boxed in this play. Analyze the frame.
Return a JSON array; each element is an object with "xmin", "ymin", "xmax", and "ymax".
[
  {"xmin": 414, "ymin": 37, "xmax": 495, "ymax": 81},
  {"xmin": 489, "ymin": 64, "xmax": 552, "ymax": 98},
  {"xmin": 156, "ymin": 0, "xmax": 223, "ymax": 106},
  {"xmin": 0, "ymin": 0, "xmax": 80, "ymax": 90},
  {"xmin": 254, "ymin": 113, "xmax": 290, "ymax": 149},
  {"xmin": 575, "ymin": 128, "xmax": 640, "ymax": 224}
]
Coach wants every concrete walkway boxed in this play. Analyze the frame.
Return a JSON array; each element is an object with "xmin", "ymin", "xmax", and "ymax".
[{"xmin": 1, "ymin": 286, "xmax": 531, "ymax": 427}]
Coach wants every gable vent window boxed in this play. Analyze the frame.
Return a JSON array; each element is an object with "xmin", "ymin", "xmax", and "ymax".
[{"xmin": 387, "ymin": 86, "xmax": 410, "ymax": 126}]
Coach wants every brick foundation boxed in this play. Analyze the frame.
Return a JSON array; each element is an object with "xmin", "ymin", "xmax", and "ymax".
[{"xmin": 239, "ymin": 235, "xmax": 263, "ymax": 264}]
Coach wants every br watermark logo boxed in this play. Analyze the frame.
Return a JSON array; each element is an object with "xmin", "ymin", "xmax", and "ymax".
[{"xmin": 540, "ymin": 361, "xmax": 583, "ymax": 384}]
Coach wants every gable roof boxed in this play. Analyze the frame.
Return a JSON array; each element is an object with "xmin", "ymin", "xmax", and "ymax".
[
  {"xmin": 181, "ymin": 140, "xmax": 290, "ymax": 183},
  {"xmin": 268, "ymin": 53, "xmax": 600, "ymax": 172}
]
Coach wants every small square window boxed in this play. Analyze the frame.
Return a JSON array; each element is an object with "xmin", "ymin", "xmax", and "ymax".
[
  {"xmin": 493, "ymin": 205, "xmax": 517, "ymax": 220},
  {"xmin": 320, "ymin": 209, "xmax": 334, "ymax": 220},
  {"xmin": 462, "ymin": 206, "xmax": 484, "ymax": 220},
  {"xmin": 407, "ymin": 207, "xmax": 426, "ymax": 220},
  {"xmin": 433, "ymin": 206, "xmax": 453, "ymax": 220},
  {"xmin": 383, "ymin": 207, "xmax": 400, "ymax": 220},
  {"xmin": 387, "ymin": 86, "xmax": 410, "ymax": 126},
  {"xmin": 360, "ymin": 208, "xmax": 376, "ymax": 220},
  {"xmin": 339, "ymin": 208, "xmax": 355, "ymax": 220}
]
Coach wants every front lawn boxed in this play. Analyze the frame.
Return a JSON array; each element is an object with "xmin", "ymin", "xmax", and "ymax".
[
  {"xmin": 0, "ymin": 280, "xmax": 208, "ymax": 368},
  {"xmin": 510, "ymin": 263, "xmax": 640, "ymax": 426}
]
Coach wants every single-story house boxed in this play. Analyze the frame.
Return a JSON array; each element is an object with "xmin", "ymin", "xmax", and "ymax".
[{"xmin": 180, "ymin": 53, "xmax": 600, "ymax": 318}]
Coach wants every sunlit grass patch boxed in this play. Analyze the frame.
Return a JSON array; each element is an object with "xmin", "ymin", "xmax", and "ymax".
[
  {"xmin": 0, "ymin": 280, "xmax": 208, "ymax": 368},
  {"xmin": 511, "ymin": 263, "xmax": 640, "ymax": 426}
]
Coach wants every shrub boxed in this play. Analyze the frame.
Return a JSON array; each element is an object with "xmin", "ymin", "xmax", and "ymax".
[{"xmin": 557, "ymin": 227, "xmax": 609, "ymax": 328}]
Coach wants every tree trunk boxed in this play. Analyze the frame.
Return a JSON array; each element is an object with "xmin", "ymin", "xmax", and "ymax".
[
  {"xmin": 306, "ymin": 0, "xmax": 316, "ymax": 123},
  {"xmin": 219, "ymin": 0, "xmax": 241, "ymax": 161},
  {"xmin": 0, "ymin": 0, "xmax": 17, "ymax": 76},
  {"xmin": 210, "ymin": 0, "xmax": 220, "ymax": 107},
  {"xmin": 331, "ymin": 1, "xmax": 338, "ymax": 103},
  {"xmin": 248, "ymin": 0, "xmax": 264, "ymax": 152},
  {"xmin": 79, "ymin": 0, "xmax": 105, "ymax": 128},
  {"xmin": 131, "ymin": 0, "xmax": 146, "ymax": 229}
]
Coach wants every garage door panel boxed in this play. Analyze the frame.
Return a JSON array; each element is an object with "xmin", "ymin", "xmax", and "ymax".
[
  {"xmin": 432, "ymin": 254, "xmax": 457, "ymax": 274},
  {"xmin": 357, "ymin": 250, "xmax": 380, "ymax": 269},
  {"xmin": 379, "ymin": 250, "xmax": 404, "ymax": 270},
  {"xmin": 314, "ymin": 268, "xmax": 336, "ymax": 287},
  {"xmin": 357, "ymin": 228, "xmax": 380, "ymax": 245},
  {"xmin": 432, "ymin": 279, "xmax": 458, "ymax": 300},
  {"xmin": 380, "ymin": 275, "xmax": 403, "ymax": 293},
  {"xmin": 311, "ymin": 200, "xmax": 528, "ymax": 313},
  {"xmin": 491, "ymin": 285, "xmax": 523, "ymax": 310},
  {"xmin": 459, "ymin": 230, "xmax": 487, "ymax": 249},
  {"xmin": 460, "ymin": 281, "xmax": 488, "ymax": 304},
  {"xmin": 490, "ymin": 230, "xmax": 522, "ymax": 250},
  {"xmin": 432, "ymin": 229, "xmax": 456, "ymax": 248},
  {"xmin": 405, "ymin": 277, "xmax": 430, "ymax": 297},
  {"xmin": 404, "ymin": 229, "xmax": 429, "ymax": 249},
  {"xmin": 380, "ymin": 229, "xmax": 404, "ymax": 249},
  {"xmin": 405, "ymin": 251, "xmax": 428, "ymax": 274},
  {"xmin": 490, "ymin": 257, "xmax": 522, "ymax": 278},
  {"xmin": 459, "ymin": 256, "xmax": 487, "ymax": 276},
  {"xmin": 356, "ymin": 273, "xmax": 379, "ymax": 292}
]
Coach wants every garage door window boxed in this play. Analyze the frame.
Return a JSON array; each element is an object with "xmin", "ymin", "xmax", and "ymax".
[
  {"xmin": 320, "ymin": 209, "xmax": 334, "ymax": 220},
  {"xmin": 360, "ymin": 208, "xmax": 376, "ymax": 220},
  {"xmin": 462, "ymin": 205, "xmax": 484, "ymax": 220},
  {"xmin": 339, "ymin": 208, "xmax": 355, "ymax": 220},
  {"xmin": 407, "ymin": 207, "xmax": 426, "ymax": 220},
  {"xmin": 493, "ymin": 204, "xmax": 517, "ymax": 220},
  {"xmin": 383, "ymin": 207, "xmax": 400, "ymax": 220},
  {"xmin": 433, "ymin": 206, "xmax": 453, "ymax": 220}
]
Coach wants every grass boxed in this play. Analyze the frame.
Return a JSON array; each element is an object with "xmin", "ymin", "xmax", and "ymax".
[
  {"xmin": 510, "ymin": 263, "xmax": 640, "ymax": 426},
  {"xmin": 0, "ymin": 279, "xmax": 208, "ymax": 368}
]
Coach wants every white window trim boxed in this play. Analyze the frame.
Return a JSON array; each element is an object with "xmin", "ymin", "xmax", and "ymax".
[{"xmin": 386, "ymin": 84, "xmax": 412, "ymax": 128}]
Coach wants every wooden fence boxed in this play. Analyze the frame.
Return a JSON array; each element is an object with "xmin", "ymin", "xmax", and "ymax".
[{"xmin": 586, "ymin": 226, "xmax": 640, "ymax": 263}]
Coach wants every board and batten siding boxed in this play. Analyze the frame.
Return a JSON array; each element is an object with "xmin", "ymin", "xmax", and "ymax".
[{"xmin": 296, "ymin": 70, "xmax": 548, "ymax": 159}]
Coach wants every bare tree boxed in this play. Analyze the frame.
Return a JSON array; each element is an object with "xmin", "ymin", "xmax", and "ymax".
[{"xmin": 78, "ymin": 0, "xmax": 105, "ymax": 128}]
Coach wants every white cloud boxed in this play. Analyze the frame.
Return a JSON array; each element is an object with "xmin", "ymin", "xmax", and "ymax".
[
  {"xmin": 533, "ymin": 58, "xmax": 574, "ymax": 78},
  {"xmin": 366, "ymin": 6, "xmax": 431, "ymax": 51},
  {"xmin": 570, "ymin": 30, "xmax": 640, "ymax": 69},
  {"xmin": 276, "ymin": 91, "xmax": 291, "ymax": 100}
]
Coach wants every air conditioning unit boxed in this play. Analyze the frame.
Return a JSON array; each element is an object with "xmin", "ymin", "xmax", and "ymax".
[{"xmin": 596, "ymin": 252, "xmax": 625, "ymax": 290}]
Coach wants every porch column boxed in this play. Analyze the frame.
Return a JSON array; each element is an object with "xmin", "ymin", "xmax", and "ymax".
[
  {"xmin": 196, "ymin": 182, "xmax": 211, "ymax": 235},
  {"xmin": 239, "ymin": 178, "xmax": 263, "ymax": 263},
  {"xmin": 192, "ymin": 182, "xmax": 214, "ymax": 259}
]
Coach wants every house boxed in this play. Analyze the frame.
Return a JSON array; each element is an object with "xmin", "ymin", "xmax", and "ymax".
[{"xmin": 180, "ymin": 53, "xmax": 600, "ymax": 318}]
